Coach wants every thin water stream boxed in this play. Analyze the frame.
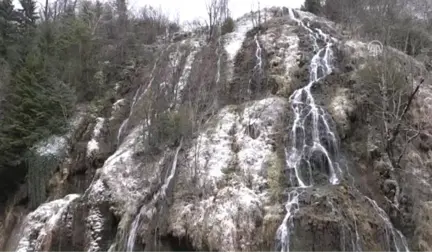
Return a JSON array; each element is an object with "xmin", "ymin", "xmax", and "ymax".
[{"xmin": 125, "ymin": 139, "xmax": 183, "ymax": 251}]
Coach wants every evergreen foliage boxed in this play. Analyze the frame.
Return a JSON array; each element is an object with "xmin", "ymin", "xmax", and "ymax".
[
  {"xmin": 0, "ymin": 0, "xmax": 181, "ymax": 204},
  {"xmin": 26, "ymin": 150, "xmax": 64, "ymax": 209},
  {"xmin": 0, "ymin": 0, "xmax": 21, "ymax": 66},
  {"xmin": 221, "ymin": 16, "xmax": 235, "ymax": 35},
  {"xmin": 301, "ymin": 0, "xmax": 322, "ymax": 15}
]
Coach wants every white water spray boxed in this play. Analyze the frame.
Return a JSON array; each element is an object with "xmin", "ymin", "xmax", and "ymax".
[{"xmin": 275, "ymin": 191, "xmax": 300, "ymax": 252}]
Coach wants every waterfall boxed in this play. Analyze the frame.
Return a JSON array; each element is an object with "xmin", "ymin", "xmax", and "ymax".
[
  {"xmin": 275, "ymin": 191, "xmax": 300, "ymax": 252},
  {"xmin": 276, "ymin": 9, "xmax": 340, "ymax": 252},
  {"xmin": 254, "ymin": 34, "xmax": 263, "ymax": 72},
  {"xmin": 248, "ymin": 33, "xmax": 263, "ymax": 97},
  {"xmin": 286, "ymin": 9, "xmax": 340, "ymax": 190},
  {"xmin": 276, "ymin": 8, "xmax": 410, "ymax": 252},
  {"xmin": 125, "ymin": 139, "xmax": 183, "ymax": 251},
  {"xmin": 126, "ymin": 214, "xmax": 141, "ymax": 252}
]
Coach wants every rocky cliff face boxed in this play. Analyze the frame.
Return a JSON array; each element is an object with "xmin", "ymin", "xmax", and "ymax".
[{"xmin": 1, "ymin": 6, "xmax": 432, "ymax": 252}]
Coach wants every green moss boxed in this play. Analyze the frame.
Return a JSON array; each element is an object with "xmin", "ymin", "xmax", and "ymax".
[{"xmin": 267, "ymin": 152, "xmax": 285, "ymax": 203}]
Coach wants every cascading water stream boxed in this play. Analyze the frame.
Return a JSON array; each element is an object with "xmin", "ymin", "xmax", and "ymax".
[
  {"xmin": 254, "ymin": 34, "xmax": 262, "ymax": 72},
  {"xmin": 276, "ymin": 10, "xmax": 340, "ymax": 252},
  {"xmin": 248, "ymin": 33, "xmax": 263, "ymax": 97},
  {"xmin": 365, "ymin": 196, "xmax": 410, "ymax": 252},
  {"xmin": 116, "ymin": 45, "xmax": 170, "ymax": 144},
  {"xmin": 286, "ymin": 8, "xmax": 340, "ymax": 190},
  {"xmin": 125, "ymin": 139, "xmax": 183, "ymax": 251},
  {"xmin": 117, "ymin": 80, "xmax": 151, "ymax": 145},
  {"xmin": 126, "ymin": 214, "xmax": 141, "ymax": 252},
  {"xmin": 276, "ymin": 8, "xmax": 410, "ymax": 252},
  {"xmin": 216, "ymin": 35, "xmax": 222, "ymax": 85}
]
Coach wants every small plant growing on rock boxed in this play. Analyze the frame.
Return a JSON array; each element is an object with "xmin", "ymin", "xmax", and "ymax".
[
  {"xmin": 146, "ymin": 106, "xmax": 192, "ymax": 152},
  {"xmin": 221, "ymin": 16, "xmax": 235, "ymax": 35}
]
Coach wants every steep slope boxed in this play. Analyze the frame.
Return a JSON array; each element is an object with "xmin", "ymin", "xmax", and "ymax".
[{"xmin": 1, "ymin": 6, "xmax": 432, "ymax": 252}]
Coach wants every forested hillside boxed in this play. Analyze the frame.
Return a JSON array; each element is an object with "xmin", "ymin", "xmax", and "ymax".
[
  {"xmin": 0, "ymin": 0, "xmax": 179, "ymax": 204},
  {"xmin": 303, "ymin": 0, "xmax": 432, "ymax": 64}
]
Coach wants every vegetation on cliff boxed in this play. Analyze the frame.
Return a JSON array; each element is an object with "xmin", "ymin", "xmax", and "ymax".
[
  {"xmin": 0, "ymin": 0, "xmax": 181, "ymax": 203},
  {"xmin": 303, "ymin": 0, "xmax": 432, "ymax": 61}
]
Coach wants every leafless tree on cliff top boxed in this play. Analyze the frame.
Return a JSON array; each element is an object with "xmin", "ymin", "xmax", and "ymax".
[{"xmin": 205, "ymin": 0, "xmax": 229, "ymax": 40}]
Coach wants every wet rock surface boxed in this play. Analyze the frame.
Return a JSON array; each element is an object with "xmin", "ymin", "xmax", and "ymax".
[{"xmin": 290, "ymin": 185, "xmax": 390, "ymax": 251}]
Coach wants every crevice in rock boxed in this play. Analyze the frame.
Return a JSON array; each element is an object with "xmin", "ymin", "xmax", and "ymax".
[{"xmin": 140, "ymin": 232, "xmax": 199, "ymax": 252}]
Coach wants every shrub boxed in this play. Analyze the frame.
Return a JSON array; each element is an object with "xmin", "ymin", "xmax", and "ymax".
[
  {"xmin": 301, "ymin": 0, "xmax": 322, "ymax": 15},
  {"xmin": 221, "ymin": 17, "xmax": 235, "ymax": 35},
  {"xmin": 146, "ymin": 106, "xmax": 192, "ymax": 151}
]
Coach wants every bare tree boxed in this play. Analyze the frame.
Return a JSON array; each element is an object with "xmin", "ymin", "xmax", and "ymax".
[
  {"xmin": 366, "ymin": 56, "xmax": 425, "ymax": 168},
  {"xmin": 184, "ymin": 18, "xmax": 208, "ymax": 35},
  {"xmin": 205, "ymin": 0, "xmax": 229, "ymax": 40},
  {"xmin": 358, "ymin": 52, "xmax": 428, "ymax": 207},
  {"xmin": 249, "ymin": 1, "xmax": 261, "ymax": 29}
]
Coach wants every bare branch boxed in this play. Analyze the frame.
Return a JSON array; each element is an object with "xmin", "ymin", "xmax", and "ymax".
[
  {"xmin": 387, "ymin": 77, "xmax": 425, "ymax": 146},
  {"xmin": 205, "ymin": 0, "xmax": 230, "ymax": 41},
  {"xmin": 396, "ymin": 130, "xmax": 421, "ymax": 166}
]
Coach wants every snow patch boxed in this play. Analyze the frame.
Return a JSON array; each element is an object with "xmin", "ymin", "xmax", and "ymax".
[
  {"xmin": 86, "ymin": 207, "xmax": 104, "ymax": 252},
  {"xmin": 87, "ymin": 125, "xmax": 149, "ymax": 211},
  {"xmin": 223, "ymin": 14, "xmax": 254, "ymax": 81},
  {"xmin": 224, "ymin": 17, "xmax": 253, "ymax": 61},
  {"xmin": 170, "ymin": 186, "xmax": 263, "ymax": 251},
  {"xmin": 329, "ymin": 88, "xmax": 354, "ymax": 128},
  {"xmin": 15, "ymin": 194, "xmax": 80, "ymax": 252},
  {"xmin": 185, "ymin": 97, "xmax": 286, "ymax": 190},
  {"xmin": 174, "ymin": 39, "xmax": 201, "ymax": 107},
  {"xmin": 170, "ymin": 97, "xmax": 286, "ymax": 251},
  {"xmin": 33, "ymin": 110, "xmax": 87, "ymax": 157},
  {"xmin": 35, "ymin": 135, "xmax": 68, "ymax": 157},
  {"xmin": 186, "ymin": 106, "xmax": 238, "ymax": 188},
  {"xmin": 345, "ymin": 40, "xmax": 369, "ymax": 59},
  {"xmin": 260, "ymin": 24, "xmax": 300, "ymax": 84},
  {"xmin": 87, "ymin": 117, "xmax": 105, "ymax": 157},
  {"xmin": 236, "ymin": 98, "xmax": 286, "ymax": 187}
]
